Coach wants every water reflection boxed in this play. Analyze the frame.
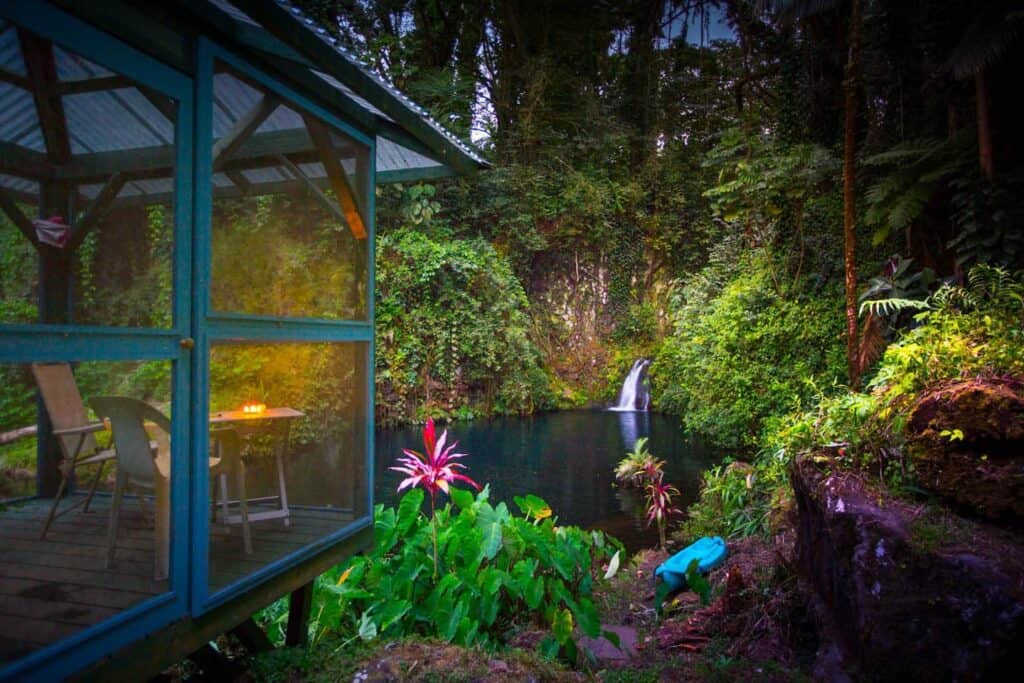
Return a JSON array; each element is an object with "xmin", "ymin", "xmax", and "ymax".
[
  {"xmin": 374, "ymin": 411, "xmax": 721, "ymax": 551},
  {"xmin": 616, "ymin": 409, "xmax": 650, "ymax": 450}
]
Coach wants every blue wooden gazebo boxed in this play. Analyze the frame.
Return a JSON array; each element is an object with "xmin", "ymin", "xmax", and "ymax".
[{"xmin": 0, "ymin": 1, "xmax": 485, "ymax": 680}]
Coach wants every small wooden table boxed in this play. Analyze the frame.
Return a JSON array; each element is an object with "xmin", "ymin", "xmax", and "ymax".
[{"xmin": 209, "ymin": 407, "xmax": 304, "ymax": 526}]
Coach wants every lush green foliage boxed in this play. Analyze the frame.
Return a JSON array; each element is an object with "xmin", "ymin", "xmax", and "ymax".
[
  {"xmin": 613, "ymin": 437, "xmax": 664, "ymax": 486},
  {"xmin": 652, "ymin": 253, "xmax": 846, "ymax": 449},
  {"xmin": 684, "ymin": 266, "xmax": 1024, "ymax": 540},
  {"xmin": 375, "ymin": 208, "xmax": 554, "ymax": 425},
  {"xmin": 310, "ymin": 487, "xmax": 621, "ymax": 661},
  {"xmin": 682, "ymin": 453, "xmax": 790, "ymax": 541}
]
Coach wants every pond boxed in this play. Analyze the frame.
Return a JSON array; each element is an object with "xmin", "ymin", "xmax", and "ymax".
[{"xmin": 375, "ymin": 410, "xmax": 723, "ymax": 552}]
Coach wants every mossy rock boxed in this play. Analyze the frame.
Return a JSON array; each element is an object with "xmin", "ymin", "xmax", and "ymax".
[{"xmin": 907, "ymin": 376, "xmax": 1024, "ymax": 523}]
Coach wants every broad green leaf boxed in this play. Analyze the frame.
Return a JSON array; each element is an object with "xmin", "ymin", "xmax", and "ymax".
[
  {"xmin": 374, "ymin": 507, "xmax": 398, "ymax": 554},
  {"xmin": 477, "ymin": 502, "xmax": 509, "ymax": 560},
  {"xmin": 603, "ymin": 550, "xmax": 621, "ymax": 579},
  {"xmin": 513, "ymin": 493, "xmax": 552, "ymax": 520},
  {"xmin": 552, "ymin": 607, "xmax": 573, "ymax": 645},
  {"xmin": 478, "ymin": 567, "xmax": 503, "ymax": 595},
  {"xmin": 572, "ymin": 597, "xmax": 600, "ymax": 638},
  {"xmin": 525, "ymin": 576, "xmax": 545, "ymax": 609},
  {"xmin": 396, "ymin": 488, "xmax": 424, "ymax": 536},
  {"xmin": 357, "ymin": 612, "xmax": 377, "ymax": 641},
  {"xmin": 602, "ymin": 629, "xmax": 622, "ymax": 649},
  {"xmin": 444, "ymin": 599, "xmax": 468, "ymax": 641},
  {"xmin": 377, "ymin": 599, "xmax": 412, "ymax": 633},
  {"xmin": 450, "ymin": 487, "xmax": 474, "ymax": 511},
  {"xmin": 654, "ymin": 580, "xmax": 674, "ymax": 619},
  {"xmin": 539, "ymin": 635, "xmax": 561, "ymax": 658},
  {"xmin": 686, "ymin": 559, "xmax": 711, "ymax": 605}
]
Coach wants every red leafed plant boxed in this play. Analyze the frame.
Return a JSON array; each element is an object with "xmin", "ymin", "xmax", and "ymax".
[
  {"xmin": 645, "ymin": 473, "xmax": 682, "ymax": 551},
  {"xmin": 391, "ymin": 418, "xmax": 480, "ymax": 577}
]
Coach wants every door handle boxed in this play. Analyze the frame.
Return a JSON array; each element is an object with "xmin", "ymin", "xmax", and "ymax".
[{"xmin": 179, "ymin": 337, "xmax": 195, "ymax": 350}]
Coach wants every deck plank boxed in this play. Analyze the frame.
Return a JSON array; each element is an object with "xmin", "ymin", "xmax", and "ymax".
[{"xmin": 0, "ymin": 495, "xmax": 357, "ymax": 665}]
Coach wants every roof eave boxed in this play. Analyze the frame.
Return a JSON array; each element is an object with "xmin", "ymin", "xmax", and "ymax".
[{"xmin": 230, "ymin": 0, "xmax": 488, "ymax": 177}]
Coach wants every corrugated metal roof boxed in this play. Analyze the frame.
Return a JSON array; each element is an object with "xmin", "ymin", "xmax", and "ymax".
[{"xmin": 0, "ymin": 2, "xmax": 484, "ymax": 206}]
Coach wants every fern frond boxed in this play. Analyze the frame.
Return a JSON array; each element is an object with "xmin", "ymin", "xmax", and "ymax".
[{"xmin": 858, "ymin": 298, "xmax": 931, "ymax": 318}]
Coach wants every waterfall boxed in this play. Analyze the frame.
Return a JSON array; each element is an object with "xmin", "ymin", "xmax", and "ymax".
[{"xmin": 609, "ymin": 359, "xmax": 650, "ymax": 412}]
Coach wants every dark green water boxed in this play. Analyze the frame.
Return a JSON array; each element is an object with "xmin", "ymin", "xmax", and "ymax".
[{"xmin": 374, "ymin": 411, "xmax": 723, "ymax": 551}]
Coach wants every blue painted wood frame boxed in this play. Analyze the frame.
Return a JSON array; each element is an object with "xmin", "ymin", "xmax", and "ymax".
[
  {"xmin": 192, "ymin": 38, "xmax": 376, "ymax": 614},
  {"xmin": 0, "ymin": 2, "xmax": 194, "ymax": 681}
]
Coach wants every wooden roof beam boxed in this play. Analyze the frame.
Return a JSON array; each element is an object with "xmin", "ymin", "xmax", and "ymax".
[
  {"xmin": 0, "ymin": 187, "xmax": 41, "ymax": 250},
  {"xmin": 226, "ymin": 170, "xmax": 253, "ymax": 196},
  {"xmin": 55, "ymin": 75, "xmax": 133, "ymax": 96},
  {"xmin": 212, "ymin": 94, "xmax": 280, "ymax": 172},
  {"xmin": 18, "ymin": 29, "xmax": 71, "ymax": 164},
  {"xmin": 0, "ymin": 66, "xmax": 30, "ymax": 90},
  {"xmin": 275, "ymin": 154, "xmax": 349, "ymax": 231},
  {"xmin": 0, "ymin": 141, "xmax": 54, "ymax": 180},
  {"xmin": 69, "ymin": 173, "xmax": 127, "ymax": 250},
  {"xmin": 302, "ymin": 115, "xmax": 366, "ymax": 240}
]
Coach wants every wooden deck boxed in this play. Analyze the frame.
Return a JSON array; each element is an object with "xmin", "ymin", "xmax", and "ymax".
[{"xmin": 0, "ymin": 494, "xmax": 352, "ymax": 664}]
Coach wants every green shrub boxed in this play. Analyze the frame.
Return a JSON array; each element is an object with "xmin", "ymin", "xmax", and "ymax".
[
  {"xmin": 316, "ymin": 487, "xmax": 622, "ymax": 661},
  {"xmin": 375, "ymin": 226, "xmax": 554, "ymax": 425},
  {"xmin": 681, "ymin": 450, "xmax": 790, "ymax": 540},
  {"xmin": 652, "ymin": 256, "xmax": 846, "ymax": 448}
]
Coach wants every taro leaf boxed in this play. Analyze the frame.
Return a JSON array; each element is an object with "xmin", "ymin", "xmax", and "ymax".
[
  {"xmin": 539, "ymin": 635, "xmax": 561, "ymax": 658},
  {"xmin": 602, "ymin": 629, "xmax": 622, "ymax": 649},
  {"xmin": 524, "ymin": 576, "xmax": 545, "ymax": 609},
  {"xmin": 654, "ymin": 579, "xmax": 674, "ymax": 619},
  {"xmin": 374, "ymin": 507, "xmax": 398, "ymax": 554},
  {"xmin": 571, "ymin": 597, "xmax": 601, "ymax": 638},
  {"xmin": 685, "ymin": 558, "xmax": 711, "ymax": 605},
  {"xmin": 479, "ymin": 594, "xmax": 500, "ymax": 626},
  {"xmin": 357, "ymin": 612, "xmax": 377, "ymax": 641},
  {"xmin": 513, "ymin": 493, "xmax": 552, "ymax": 520},
  {"xmin": 477, "ymin": 502, "xmax": 509, "ymax": 560},
  {"xmin": 552, "ymin": 548, "xmax": 575, "ymax": 581},
  {"xmin": 456, "ymin": 616, "xmax": 478, "ymax": 645},
  {"xmin": 444, "ymin": 599, "xmax": 469, "ymax": 641},
  {"xmin": 450, "ymin": 487, "xmax": 475, "ymax": 512},
  {"xmin": 603, "ymin": 550, "xmax": 621, "ymax": 580},
  {"xmin": 478, "ymin": 567, "xmax": 503, "ymax": 595},
  {"xmin": 396, "ymin": 488, "xmax": 424, "ymax": 536},
  {"xmin": 563, "ymin": 637, "xmax": 578, "ymax": 665},
  {"xmin": 376, "ymin": 598, "xmax": 412, "ymax": 633},
  {"xmin": 552, "ymin": 607, "xmax": 574, "ymax": 645}
]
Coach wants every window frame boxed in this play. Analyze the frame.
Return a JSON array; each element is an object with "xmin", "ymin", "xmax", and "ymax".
[
  {"xmin": 0, "ymin": 3, "xmax": 194, "ymax": 681},
  {"xmin": 192, "ymin": 38, "xmax": 376, "ymax": 613}
]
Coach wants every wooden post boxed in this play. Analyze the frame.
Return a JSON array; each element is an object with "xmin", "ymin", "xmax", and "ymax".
[
  {"xmin": 229, "ymin": 617, "xmax": 275, "ymax": 654},
  {"xmin": 36, "ymin": 181, "xmax": 74, "ymax": 497},
  {"xmin": 285, "ymin": 580, "xmax": 314, "ymax": 647}
]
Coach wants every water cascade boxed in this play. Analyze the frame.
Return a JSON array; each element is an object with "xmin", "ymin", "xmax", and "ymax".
[{"xmin": 610, "ymin": 359, "xmax": 651, "ymax": 412}]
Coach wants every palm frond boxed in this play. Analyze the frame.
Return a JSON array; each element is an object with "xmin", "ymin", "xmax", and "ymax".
[{"xmin": 950, "ymin": 8, "xmax": 1024, "ymax": 79}]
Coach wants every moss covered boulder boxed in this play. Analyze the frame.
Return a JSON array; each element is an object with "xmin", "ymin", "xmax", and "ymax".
[
  {"xmin": 792, "ymin": 456, "xmax": 1024, "ymax": 680},
  {"xmin": 907, "ymin": 376, "xmax": 1024, "ymax": 523}
]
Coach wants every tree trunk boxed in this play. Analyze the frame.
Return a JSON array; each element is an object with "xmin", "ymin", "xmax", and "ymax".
[
  {"xmin": 975, "ymin": 70, "xmax": 995, "ymax": 180},
  {"xmin": 842, "ymin": 0, "xmax": 862, "ymax": 388}
]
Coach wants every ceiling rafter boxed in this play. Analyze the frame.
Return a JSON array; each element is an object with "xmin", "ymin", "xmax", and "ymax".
[
  {"xmin": 303, "ymin": 114, "xmax": 366, "ymax": 240},
  {"xmin": 18, "ymin": 29, "xmax": 71, "ymax": 165}
]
